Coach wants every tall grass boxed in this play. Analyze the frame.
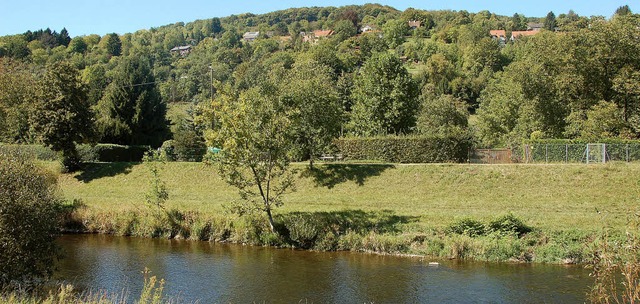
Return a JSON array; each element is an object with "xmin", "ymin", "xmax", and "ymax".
[{"xmin": 53, "ymin": 161, "xmax": 640, "ymax": 263}]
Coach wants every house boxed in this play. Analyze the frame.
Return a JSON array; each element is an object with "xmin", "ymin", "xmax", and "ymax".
[
  {"xmin": 302, "ymin": 30, "xmax": 334, "ymax": 43},
  {"xmin": 527, "ymin": 23, "xmax": 544, "ymax": 31},
  {"xmin": 408, "ymin": 20, "xmax": 422, "ymax": 29},
  {"xmin": 242, "ymin": 31, "xmax": 260, "ymax": 42},
  {"xmin": 510, "ymin": 30, "xmax": 538, "ymax": 40},
  {"xmin": 360, "ymin": 25, "xmax": 375, "ymax": 33},
  {"xmin": 170, "ymin": 45, "xmax": 192, "ymax": 56},
  {"xmin": 490, "ymin": 30, "xmax": 507, "ymax": 45}
]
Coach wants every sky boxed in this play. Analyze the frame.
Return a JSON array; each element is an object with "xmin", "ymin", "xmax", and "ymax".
[{"xmin": 0, "ymin": 1, "xmax": 635, "ymax": 37}]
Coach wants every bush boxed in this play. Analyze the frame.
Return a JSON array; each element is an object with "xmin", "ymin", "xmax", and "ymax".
[
  {"xmin": 447, "ymin": 218, "xmax": 486, "ymax": 237},
  {"xmin": 0, "ymin": 150, "xmax": 62, "ymax": 287},
  {"xmin": 487, "ymin": 214, "xmax": 531, "ymax": 237},
  {"xmin": 0, "ymin": 144, "xmax": 57, "ymax": 161},
  {"xmin": 334, "ymin": 135, "xmax": 473, "ymax": 163},
  {"xmin": 78, "ymin": 144, "xmax": 150, "ymax": 162}
]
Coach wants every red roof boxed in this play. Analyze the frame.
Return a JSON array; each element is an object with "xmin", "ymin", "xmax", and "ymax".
[
  {"xmin": 313, "ymin": 30, "xmax": 334, "ymax": 37},
  {"xmin": 490, "ymin": 30, "xmax": 506, "ymax": 37},
  {"xmin": 511, "ymin": 31, "xmax": 538, "ymax": 38}
]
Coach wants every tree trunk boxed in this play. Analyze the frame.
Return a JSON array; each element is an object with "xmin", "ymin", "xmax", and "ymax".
[{"xmin": 265, "ymin": 207, "xmax": 276, "ymax": 233}]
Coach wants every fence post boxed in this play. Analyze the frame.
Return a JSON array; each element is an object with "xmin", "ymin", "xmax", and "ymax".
[
  {"xmin": 545, "ymin": 144, "xmax": 548, "ymax": 163},
  {"xmin": 603, "ymin": 144, "xmax": 606, "ymax": 164},
  {"xmin": 627, "ymin": 144, "xmax": 630, "ymax": 162},
  {"xmin": 565, "ymin": 144, "xmax": 568, "ymax": 163}
]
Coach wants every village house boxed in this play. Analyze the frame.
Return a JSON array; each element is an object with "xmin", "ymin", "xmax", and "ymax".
[
  {"xmin": 408, "ymin": 20, "xmax": 422, "ymax": 29},
  {"xmin": 510, "ymin": 30, "xmax": 538, "ymax": 40},
  {"xmin": 302, "ymin": 29, "xmax": 334, "ymax": 43},
  {"xmin": 242, "ymin": 31, "xmax": 260, "ymax": 42},
  {"xmin": 360, "ymin": 25, "xmax": 375, "ymax": 33},
  {"xmin": 170, "ymin": 45, "xmax": 192, "ymax": 56}
]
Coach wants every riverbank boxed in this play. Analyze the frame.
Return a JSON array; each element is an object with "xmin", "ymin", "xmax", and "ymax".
[{"xmin": 54, "ymin": 161, "xmax": 640, "ymax": 264}]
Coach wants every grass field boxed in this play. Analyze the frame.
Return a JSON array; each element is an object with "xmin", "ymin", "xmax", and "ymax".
[{"xmin": 57, "ymin": 161, "xmax": 640, "ymax": 232}]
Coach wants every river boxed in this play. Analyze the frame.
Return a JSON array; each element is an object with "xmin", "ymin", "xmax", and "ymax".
[{"xmin": 55, "ymin": 234, "xmax": 592, "ymax": 303}]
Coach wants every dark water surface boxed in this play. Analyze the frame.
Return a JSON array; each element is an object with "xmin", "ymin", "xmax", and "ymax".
[{"xmin": 55, "ymin": 234, "xmax": 591, "ymax": 303}]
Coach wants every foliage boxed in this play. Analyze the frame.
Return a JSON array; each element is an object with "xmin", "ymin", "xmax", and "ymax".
[
  {"xmin": 416, "ymin": 94, "xmax": 469, "ymax": 137},
  {"xmin": 335, "ymin": 135, "xmax": 472, "ymax": 163},
  {"xmin": 143, "ymin": 153, "xmax": 169, "ymax": 210},
  {"xmin": 588, "ymin": 217, "xmax": 640, "ymax": 303},
  {"xmin": 205, "ymin": 85, "xmax": 296, "ymax": 232},
  {"xmin": 30, "ymin": 61, "xmax": 94, "ymax": 171},
  {"xmin": 281, "ymin": 58, "xmax": 343, "ymax": 167},
  {"xmin": 95, "ymin": 56, "xmax": 170, "ymax": 147},
  {"xmin": 349, "ymin": 52, "xmax": 419, "ymax": 136},
  {"xmin": 77, "ymin": 144, "xmax": 149, "ymax": 162},
  {"xmin": 0, "ymin": 58, "xmax": 38, "ymax": 143},
  {"xmin": 487, "ymin": 214, "xmax": 531, "ymax": 237},
  {"xmin": 447, "ymin": 218, "xmax": 486, "ymax": 237},
  {"xmin": 0, "ymin": 151, "xmax": 61, "ymax": 288}
]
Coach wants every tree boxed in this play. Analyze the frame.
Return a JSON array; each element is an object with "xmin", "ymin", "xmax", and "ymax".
[
  {"xmin": 544, "ymin": 11, "xmax": 557, "ymax": 31},
  {"xmin": 96, "ymin": 56, "xmax": 170, "ymax": 147},
  {"xmin": 0, "ymin": 151, "xmax": 61, "ymax": 288},
  {"xmin": 417, "ymin": 94, "xmax": 469, "ymax": 136},
  {"xmin": 67, "ymin": 36, "xmax": 88, "ymax": 54},
  {"xmin": 0, "ymin": 59, "xmax": 37, "ymax": 143},
  {"xmin": 281, "ymin": 59, "xmax": 342, "ymax": 168},
  {"xmin": 615, "ymin": 5, "xmax": 632, "ymax": 16},
  {"xmin": 103, "ymin": 33, "xmax": 122, "ymax": 57},
  {"xmin": 349, "ymin": 52, "xmax": 419, "ymax": 136},
  {"xmin": 31, "ymin": 62, "xmax": 93, "ymax": 171},
  {"xmin": 382, "ymin": 19, "xmax": 408, "ymax": 48},
  {"xmin": 206, "ymin": 85, "xmax": 295, "ymax": 232}
]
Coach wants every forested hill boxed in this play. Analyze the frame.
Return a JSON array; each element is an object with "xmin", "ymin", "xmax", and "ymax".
[{"xmin": 0, "ymin": 4, "xmax": 638, "ymax": 157}]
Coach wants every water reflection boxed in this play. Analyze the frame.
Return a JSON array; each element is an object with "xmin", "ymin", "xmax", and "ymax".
[{"xmin": 55, "ymin": 235, "xmax": 591, "ymax": 303}]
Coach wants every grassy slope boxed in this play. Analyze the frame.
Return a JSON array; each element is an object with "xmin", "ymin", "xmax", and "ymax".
[{"xmin": 58, "ymin": 161, "xmax": 640, "ymax": 232}]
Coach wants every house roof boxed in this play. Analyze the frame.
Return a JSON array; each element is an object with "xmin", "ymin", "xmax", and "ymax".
[
  {"xmin": 170, "ymin": 45, "xmax": 192, "ymax": 52},
  {"xmin": 511, "ymin": 31, "xmax": 538, "ymax": 39},
  {"xmin": 408, "ymin": 20, "xmax": 422, "ymax": 28},
  {"xmin": 490, "ymin": 30, "xmax": 506, "ymax": 37},
  {"xmin": 313, "ymin": 30, "xmax": 333, "ymax": 37},
  {"xmin": 527, "ymin": 23, "xmax": 544, "ymax": 31},
  {"xmin": 243, "ymin": 32, "xmax": 260, "ymax": 39}
]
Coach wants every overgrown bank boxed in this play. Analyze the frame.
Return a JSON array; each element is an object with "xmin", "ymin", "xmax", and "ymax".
[{"xmin": 55, "ymin": 161, "xmax": 640, "ymax": 264}]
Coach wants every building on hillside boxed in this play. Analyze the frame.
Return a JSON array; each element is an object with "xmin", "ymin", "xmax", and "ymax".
[
  {"xmin": 360, "ymin": 25, "xmax": 375, "ymax": 33},
  {"xmin": 408, "ymin": 20, "xmax": 422, "ymax": 29},
  {"xmin": 302, "ymin": 30, "xmax": 334, "ymax": 43},
  {"xmin": 242, "ymin": 31, "xmax": 260, "ymax": 42},
  {"xmin": 510, "ymin": 30, "xmax": 538, "ymax": 40},
  {"xmin": 170, "ymin": 45, "xmax": 192, "ymax": 56},
  {"xmin": 527, "ymin": 23, "xmax": 544, "ymax": 31},
  {"xmin": 490, "ymin": 30, "xmax": 507, "ymax": 46}
]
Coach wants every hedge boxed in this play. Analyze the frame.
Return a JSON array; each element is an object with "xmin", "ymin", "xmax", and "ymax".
[
  {"xmin": 0, "ymin": 144, "xmax": 150, "ymax": 162},
  {"xmin": 334, "ymin": 135, "xmax": 473, "ymax": 163}
]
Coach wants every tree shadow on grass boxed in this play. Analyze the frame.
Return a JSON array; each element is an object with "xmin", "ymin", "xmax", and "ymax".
[
  {"xmin": 301, "ymin": 164, "xmax": 395, "ymax": 188},
  {"xmin": 74, "ymin": 162, "xmax": 135, "ymax": 183}
]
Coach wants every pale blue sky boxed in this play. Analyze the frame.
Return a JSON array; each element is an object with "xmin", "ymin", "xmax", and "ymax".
[{"xmin": 0, "ymin": 1, "xmax": 634, "ymax": 37}]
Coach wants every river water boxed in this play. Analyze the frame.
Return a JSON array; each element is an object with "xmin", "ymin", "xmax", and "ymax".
[{"xmin": 55, "ymin": 234, "xmax": 592, "ymax": 303}]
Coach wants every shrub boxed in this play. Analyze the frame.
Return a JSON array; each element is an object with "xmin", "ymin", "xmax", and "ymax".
[
  {"xmin": 0, "ymin": 150, "xmax": 62, "ymax": 287},
  {"xmin": 487, "ymin": 214, "xmax": 531, "ymax": 237},
  {"xmin": 447, "ymin": 218, "xmax": 486, "ymax": 237},
  {"xmin": 334, "ymin": 135, "xmax": 473, "ymax": 163},
  {"xmin": 0, "ymin": 144, "xmax": 57, "ymax": 161},
  {"xmin": 79, "ymin": 144, "xmax": 150, "ymax": 162}
]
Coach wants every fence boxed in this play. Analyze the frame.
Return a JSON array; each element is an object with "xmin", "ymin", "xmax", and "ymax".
[
  {"xmin": 522, "ymin": 143, "xmax": 640, "ymax": 163},
  {"xmin": 469, "ymin": 149, "xmax": 513, "ymax": 164}
]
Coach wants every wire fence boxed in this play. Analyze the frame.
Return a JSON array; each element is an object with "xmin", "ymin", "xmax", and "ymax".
[{"xmin": 521, "ymin": 143, "xmax": 640, "ymax": 163}]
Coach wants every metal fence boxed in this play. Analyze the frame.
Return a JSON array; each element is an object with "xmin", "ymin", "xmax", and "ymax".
[{"xmin": 522, "ymin": 143, "xmax": 640, "ymax": 163}]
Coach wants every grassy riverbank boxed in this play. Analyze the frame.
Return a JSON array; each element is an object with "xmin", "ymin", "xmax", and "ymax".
[{"xmin": 54, "ymin": 161, "xmax": 640, "ymax": 263}]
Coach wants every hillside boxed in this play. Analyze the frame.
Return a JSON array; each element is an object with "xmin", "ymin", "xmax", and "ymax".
[{"xmin": 58, "ymin": 161, "xmax": 640, "ymax": 231}]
